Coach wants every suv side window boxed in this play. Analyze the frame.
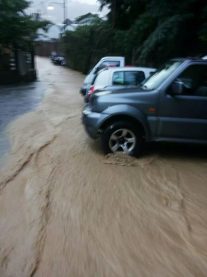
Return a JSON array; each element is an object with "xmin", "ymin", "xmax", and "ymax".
[{"xmin": 177, "ymin": 64, "xmax": 207, "ymax": 97}]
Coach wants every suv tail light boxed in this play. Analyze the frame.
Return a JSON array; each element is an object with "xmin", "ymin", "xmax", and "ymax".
[{"xmin": 88, "ymin": 85, "xmax": 95, "ymax": 97}]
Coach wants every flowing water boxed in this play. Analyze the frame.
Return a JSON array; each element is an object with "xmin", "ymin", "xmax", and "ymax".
[{"xmin": 0, "ymin": 57, "xmax": 207, "ymax": 277}]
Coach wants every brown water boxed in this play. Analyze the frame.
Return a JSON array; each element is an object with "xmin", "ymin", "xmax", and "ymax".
[{"xmin": 0, "ymin": 57, "xmax": 207, "ymax": 277}]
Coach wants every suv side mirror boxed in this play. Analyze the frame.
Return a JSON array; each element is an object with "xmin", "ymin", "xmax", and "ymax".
[{"xmin": 169, "ymin": 80, "xmax": 185, "ymax": 95}]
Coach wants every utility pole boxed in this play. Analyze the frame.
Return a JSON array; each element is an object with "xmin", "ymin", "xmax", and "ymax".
[{"xmin": 63, "ymin": 0, "xmax": 66, "ymax": 23}]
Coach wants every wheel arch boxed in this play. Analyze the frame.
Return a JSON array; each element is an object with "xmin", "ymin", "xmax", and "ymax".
[{"xmin": 99, "ymin": 114, "xmax": 150, "ymax": 141}]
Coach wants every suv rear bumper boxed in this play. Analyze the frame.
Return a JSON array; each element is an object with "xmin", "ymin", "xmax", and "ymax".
[{"xmin": 82, "ymin": 107, "xmax": 102, "ymax": 139}]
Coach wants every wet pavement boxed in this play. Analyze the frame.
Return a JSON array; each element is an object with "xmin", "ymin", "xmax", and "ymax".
[{"xmin": 0, "ymin": 80, "xmax": 46, "ymax": 159}]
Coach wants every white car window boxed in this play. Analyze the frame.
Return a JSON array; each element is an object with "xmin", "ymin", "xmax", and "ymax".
[
  {"xmin": 112, "ymin": 71, "xmax": 124, "ymax": 85},
  {"xmin": 101, "ymin": 61, "xmax": 120, "ymax": 67},
  {"xmin": 125, "ymin": 71, "xmax": 145, "ymax": 85}
]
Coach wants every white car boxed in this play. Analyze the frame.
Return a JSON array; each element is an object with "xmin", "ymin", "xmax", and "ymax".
[
  {"xmin": 80, "ymin": 56, "xmax": 125, "ymax": 96},
  {"xmin": 85, "ymin": 66, "xmax": 156, "ymax": 101}
]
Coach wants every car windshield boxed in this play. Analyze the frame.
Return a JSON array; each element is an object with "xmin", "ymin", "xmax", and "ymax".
[{"xmin": 141, "ymin": 61, "xmax": 182, "ymax": 90}]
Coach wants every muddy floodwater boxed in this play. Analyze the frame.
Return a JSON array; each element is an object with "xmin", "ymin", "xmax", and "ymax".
[
  {"xmin": 0, "ymin": 82, "xmax": 46, "ymax": 159},
  {"xmin": 0, "ymin": 57, "xmax": 207, "ymax": 277}
]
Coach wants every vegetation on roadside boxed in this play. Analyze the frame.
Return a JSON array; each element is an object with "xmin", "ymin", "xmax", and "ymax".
[
  {"xmin": 0, "ymin": 0, "xmax": 50, "ymax": 50},
  {"xmin": 63, "ymin": 0, "xmax": 207, "ymax": 73},
  {"xmin": 0, "ymin": 0, "xmax": 51, "ymax": 83}
]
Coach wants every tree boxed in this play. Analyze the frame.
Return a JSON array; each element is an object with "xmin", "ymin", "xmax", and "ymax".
[
  {"xmin": 99, "ymin": 0, "xmax": 207, "ymax": 63},
  {"xmin": 63, "ymin": 0, "xmax": 207, "ymax": 72},
  {"xmin": 63, "ymin": 20, "xmax": 115, "ymax": 73},
  {"xmin": 99, "ymin": 0, "xmax": 147, "ymax": 29},
  {"xmin": 0, "ymin": 0, "xmax": 50, "ymax": 49}
]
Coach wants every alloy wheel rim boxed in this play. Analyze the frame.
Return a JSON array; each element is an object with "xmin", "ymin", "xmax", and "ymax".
[{"xmin": 109, "ymin": 128, "xmax": 136, "ymax": 154}]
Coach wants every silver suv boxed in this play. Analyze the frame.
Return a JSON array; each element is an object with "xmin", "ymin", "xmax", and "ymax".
[{"xmin": 82, "ymin": 58, "xmax": 207, "ymax": 156}]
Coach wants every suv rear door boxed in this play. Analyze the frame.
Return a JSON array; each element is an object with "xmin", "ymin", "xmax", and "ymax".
[{"xmin": 158, "ymin": 63, "xmax": 207, "ymax": 141}]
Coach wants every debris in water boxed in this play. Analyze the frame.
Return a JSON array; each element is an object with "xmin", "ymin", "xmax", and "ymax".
[{"xmin": 104, "ymin": 153, "xmax": 137, "ymax": 167}]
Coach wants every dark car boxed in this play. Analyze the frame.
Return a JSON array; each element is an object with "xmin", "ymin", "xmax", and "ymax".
[
  {"xmin": 82, "ymin": 58, "xmax": 207, "ymax": 156},
  {"xmin": 50, "ymin": 52, "xmax": 65, "ymax": 66}
]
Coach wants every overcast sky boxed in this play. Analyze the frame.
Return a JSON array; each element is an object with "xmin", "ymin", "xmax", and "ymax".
[{"xmin": 28, "ymin": 0, "xmax": 108, "ymax": 23}]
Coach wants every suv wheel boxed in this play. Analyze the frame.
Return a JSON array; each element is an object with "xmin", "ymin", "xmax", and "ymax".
[{"xmin": 101, "ymin": 121, "xmax": 143, "ymax": 157}]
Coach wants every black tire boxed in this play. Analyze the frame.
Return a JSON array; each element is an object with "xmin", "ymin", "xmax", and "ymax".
[{"xmin": 101, "ymin": 121, "xmax": 143, "ymax": 157}]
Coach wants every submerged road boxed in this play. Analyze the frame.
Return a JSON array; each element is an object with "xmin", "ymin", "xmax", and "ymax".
[
  {"xmin": 0, "ymin": 57, "xmax": 207, "ymax": 277},
  {"xmin": 0, "ymin": 82, "xmax": 46, "ymax": 158}
]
